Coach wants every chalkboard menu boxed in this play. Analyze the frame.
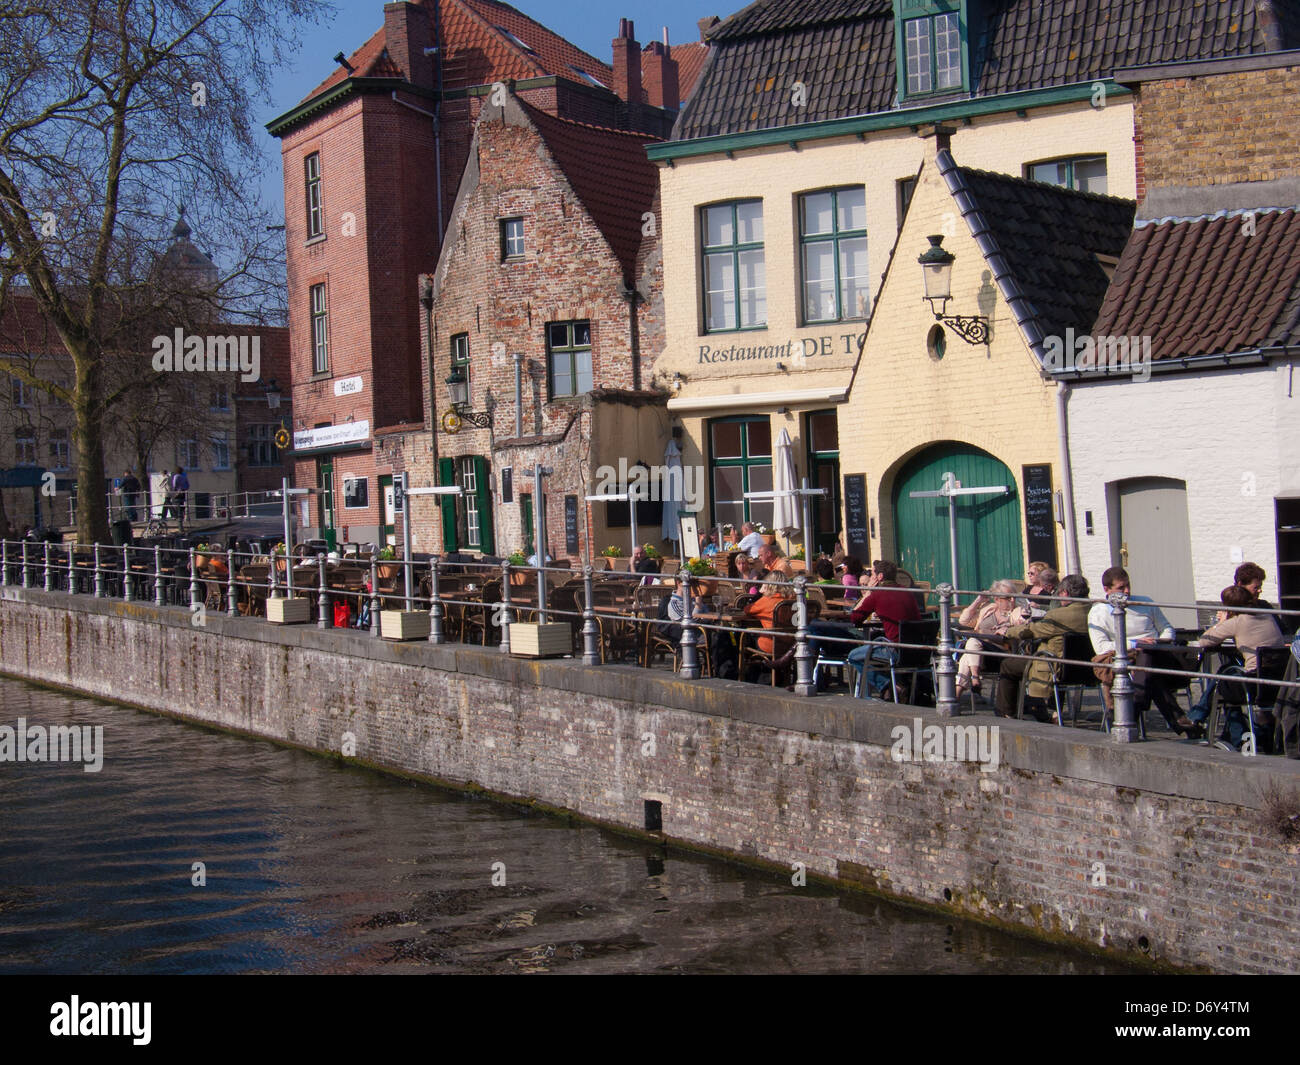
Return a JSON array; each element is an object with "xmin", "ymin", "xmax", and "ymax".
[
  {"xmin": 1021, "ymin": 464, "xmax": 1058, "ymax": 571},
  {"xmin": 501, "ymin": 467, "xmax": 513, "ymax": 504},
  {"xmin": 843, "ymin": 473, "xmax": 870, "ymax": 561},
  {"xmin": 564, "ymin": 495, "xmax": 579, "ymax": 555}
]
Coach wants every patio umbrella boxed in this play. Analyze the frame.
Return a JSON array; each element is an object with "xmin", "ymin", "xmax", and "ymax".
[
  {"xmin": 772, "ymin": 428, "xmax": 800, "ymax": 553},
  {"xmin": 661, "ymin": 437, "xmax": 684, "ymax": 548}
]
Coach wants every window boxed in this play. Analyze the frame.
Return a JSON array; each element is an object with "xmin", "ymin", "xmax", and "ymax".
[
  {"xmin": 501, "ymin": 218, "xmax": 525, "ymax": 260},
  {"xmin": 709, "ymin": 417, "xmax": 773, "ymax": 530},
  {"xmin": 15, "ymin": 427, "xmax": 36, "ymax": 465},
  {"xmin": 904, "ymin": 11, "xmax": 962, "ymax": 96},
  {"xmin": 210, "ymin": 384, "xmax": 230, "ymax": 411},
  {"xmin": 897, "ymin": 176, "xmax": 917, "ymax": 231},
  {"xmin": 211, "ymin": 434, "xmax": 231, "ymax": 470},
  {"xmin": 194, "ymin": 493, "xmax": 212, "ymax": 520},
  {"xmin": 310, "ymin": 283, "xmax": 329, "ymax": 374},
  {"xmin": 49, "ymin": 429, "xmax": 69, "ymax": 471},
  {"xmin": 800, "ymin": 187, "xmax": 869, "ymax": 323},
  {"xmin": 248, "ymin": 424, "xmax": 280, "ymax": 467},
  {"xmin": 546, "ymin": 321, "xmax": 593, "ymax": 397},
  {"xmin": 11, "ymin": 379, "xmax": 32, "ymax": 407},
  {"xmin": 461, "ymin": 457, "xmax": 481, "ymax": 548},
  {"xmin": 305, "ymin": 152, "xmax": 323, "ymax": 239},
  {"xmin": 451, "ymin": 332, "xmax": 470, "ymax": 392},
  {"xmin": 343, "ymin": 475, "xmax": 368, "ymax": 509},
  {"xmin": 178, "ymin": 439, "xmax": 200, "ymax": 469},
  {"xmin": 701, "ymin": 200, "xmax": 765, "ymax": 332},
  {"xmin": 1027, "ymin": 156, "xmax": 1108, "ymax": 195},
  {"xmin": 439, "ymin": 455, "xmax": 495, "ymax": 554}
]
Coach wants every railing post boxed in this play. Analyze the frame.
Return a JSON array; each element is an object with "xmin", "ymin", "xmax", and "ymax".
[
  {"xmin": 369, "ymin": 554, "xmax": 380, "ymax": 637},
  {"xmin": 270, "ymin": 552, "xmax": 280, "ymax": 598},
  {"xmin": 317, "ymin": 554, "xmax": 330, "ymax": 629},
  {"xmin": 498, "ymin": 560, "xmax": 513, "ymax": 654},
  {"xmin": 1109, "ymin": 593, "xmax": 1140, "ymax": 742},
  {"xmin": 153, "ymin": 544, "xmax": 164, "ymax": 605},
  {"xmin": 44, "ymin": 541, "xmax": 53, "ymax": 592},
  {"xmin": 188, "ymin": 546, "xmax": 200, "ymax": 608},
  {"xmin": 121, "ymin": 544, "xmax": 132, "ymax": 602},
  {"xmin": 536, "ymin": 563, "xmax": 547, "ymax": 625},
  {"xmin": 581, "ymin": 564, "xmax": 600, "ymax": 666},
  {"xmin": 428, "ymin": 556, "xmax": 444, "ymax": 644},
  {"xmin": 226, "ymin": 549, "xmax": 237, "ymax": 617},
  {"xmin": 94, "ymin": 543, "xmax": 105, "ymax": 597},
  {"xmin": 1, "ymin": 539, "xmax": 8, "ymax": 587},
  {"xmin": 21, "ymin": 540, "xmax": 30, "ymax": 589},
  {"xmin": 934, "ymin": 583, "xmax": 959, "ymax": 716},
  {"xmin": 793, "ymin": 576, "xmax": 816, "ymax": 696},
  {"xmin": 679, "ymin": 577, "xmax": 700, "ymax": 679}
]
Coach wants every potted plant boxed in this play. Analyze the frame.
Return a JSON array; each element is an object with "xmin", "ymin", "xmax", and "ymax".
[
  {"xmin": 683, "ymin": 556, "xmax": 717, "ymax": 597},
  {"xmin": 791, "ymin": 547, "xmax": 806, "ymax": 561},
  {"xmin": 376, "ymin": 545, "xmax": 400, "ymax": 580},
  {"xmin": 271, "ymin": 542, "xmax": 288, "ymax": 574},
  {"xmin": 506, "ymin": 550, "xmax": 530, "ymax": 586},
  {"xmin": 754, "ymin": 521, "xmax": 776, "ymax": 545},
  {"xmin": 642, "ymin": 543, "xmax": 661, "ymax": 560},
  {"xmin": 194, "ymin": 542, "xmax": 211, "ymax": 567},
  {"xmin": 601, "ymin": 545, "xmax": 624, "ymax": 558}
]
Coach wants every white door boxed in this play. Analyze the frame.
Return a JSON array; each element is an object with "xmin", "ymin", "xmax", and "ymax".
[{"xmin": 1112, "ymin": 477, "xmax": 1196, "ymax": 627}]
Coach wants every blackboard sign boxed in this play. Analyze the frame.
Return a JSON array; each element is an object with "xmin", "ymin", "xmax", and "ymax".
[
  {"xmin": 1021, "ymin": 464, "xmax": 1058, "ymax": 571},
  {"xmin": 843, "ymin": 473, "xmax": 870, "ymax": 560},
  {"xmin": 564, "ymin": 495, "xmax": 579, "ymax": 555},
  {"xmin": 501, "ymin": 467, "xmax": 513, "ymax": 504}
]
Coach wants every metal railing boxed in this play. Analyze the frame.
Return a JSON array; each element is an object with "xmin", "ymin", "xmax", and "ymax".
[
  {"xmin": 3, "ymin": 541, "xmax": 1295, "ymax": 754},
  {"xmin": 105, "ymin": 488, "xmax": 288, "ymax": 525}
]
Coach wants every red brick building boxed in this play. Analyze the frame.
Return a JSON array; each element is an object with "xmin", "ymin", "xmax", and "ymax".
[
  {"xmin": 267, "ymin": 1, "xmax": 701, "ymax": 548},
  {"xmin": 412, "ymin": 89, "xmax": 666, "ymax": 560}
]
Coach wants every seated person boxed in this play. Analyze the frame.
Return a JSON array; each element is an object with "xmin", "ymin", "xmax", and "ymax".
[
  {"xmin": 845, "ymin": 560, "xmax": 921, "ymax": 699},
  {"xmin": 1086, "ymin": 566, "xmax": 1193, "ymax": 735},
  {"xmin": 631, "ymin": 545, "xmax": 661, "ymax": 584},
  {"xmin": 837, "ymin": 556, "xmax": 865, "ymax": 600},
  {"xmin": 742, "ymin": 580, "xmax": 792, "ymax": 682},
  {"xmin": 996, "ymin": 574, "xmax": 1091, "ymax": 721},
  {"xmin": 736, "ymin": 522, "xmax": 765, "ymax": 558},
  {"xmin": 1234, "ymin": 562, "xmax": 1272, "ymax": 610},
  {"xmin": 1192, "ymin": 584, "xmax": 1285, "ymax": 746},
  {"xmin": 1017, "ymin": 564, "xmax": 1058, "ymax": 619},
  {"xmin": 758, "ymin": 543, "xmax": 790, "ymax": 577},
  {"xmin": 955, "ymin": 579, "xmax": 1025, "ymax": 696},
  {"xmin": 812, "ymin": 558, "xmax": 836, "ymax": 585}
]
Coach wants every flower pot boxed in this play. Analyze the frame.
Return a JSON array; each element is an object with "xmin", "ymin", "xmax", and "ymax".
[
  {"xmin": 377, "ymin": 562, "xmax": 400, "ymax": 580},
  {"xmin": 690, "ymin": 577, "xmax": 718, "ymax": 598},
  {"xmin": 509, "ymin": 568, "xmax": 532, "ymax": 587},
  {"xmin": 761, "ymin": 533, "xmax": 776, "ymax": 545}
]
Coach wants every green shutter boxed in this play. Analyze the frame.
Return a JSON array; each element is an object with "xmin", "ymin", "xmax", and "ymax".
[
  {"xmin": 438, "ymin": 457, "xmax": 458, "ymax": 551},
  {"xmin": 473, "ymin": 455, "xmax": 494, "ymax": 555}
]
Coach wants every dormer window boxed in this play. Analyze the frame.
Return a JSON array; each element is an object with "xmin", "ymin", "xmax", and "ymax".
[{"xmin": 894, "ymin": 1, "xmax": 968, "ymax": 101}]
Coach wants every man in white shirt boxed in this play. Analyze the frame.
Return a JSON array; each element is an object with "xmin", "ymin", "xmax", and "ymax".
[
  {"xmin": 737, "ymin": 521, "xmax": 765, "ymax": 558},
  {"xmin": 1088, "ymin": 566, "xmax": 1194, "ymax": 735}
]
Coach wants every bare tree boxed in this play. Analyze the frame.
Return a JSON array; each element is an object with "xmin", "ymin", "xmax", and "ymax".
[{"xmin": 0, "ymin": 0, "xmax": 320, "ymax": 542}]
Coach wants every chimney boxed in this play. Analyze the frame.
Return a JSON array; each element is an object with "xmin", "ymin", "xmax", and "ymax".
[
  {"xmin": 612, "ymin": 17, "xmax": 642, "ymax": 104},
  {"xmin": 698, "ymin": 16, "xmax": 720, "ymax": 41},
  {"xmin": 384, "ymin": 1, "xmax": 433, "ymax": 90},
  {"xmin": 643, "ymin": 40, "xmax": 680, "ymax": 111}
]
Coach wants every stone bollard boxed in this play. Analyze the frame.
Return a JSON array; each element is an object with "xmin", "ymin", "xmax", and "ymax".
[
  {"xmin": 581, "ymin": 565, "xmax": 600, "ymax": 666},
  {"xmin": 317, "ymin": 554, "xmax": 329, "ymax": 629},
  {"xmin": 793, "ymin": 576, "xmax": 816, "ymax": 696},
  {"xmin": 1109, "ymin": 594, "xmax": 1140, "ymax": 742},
  {"xmin": 429, "ymin": 556, "xmax": 444, "ymax": 644},
  {"xmin": 934, "ymin": 583, "xmax": 959, "ymax": 717},
  {"xmin": 498, "ymin": 561, "xmax": 513, "ymax": 654},
  {"xmin": 679, "ymin": 577, "xmax": 700, "ymax": 679}
]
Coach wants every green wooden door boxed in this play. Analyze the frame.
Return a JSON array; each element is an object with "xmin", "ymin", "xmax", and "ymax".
[
  {"xmin": 892, "ymin": 443, "xmax": 1023, "ymax": 593},
  {"xmin": 317, "ymin": 459, "xmax": 336, "ymax": 550}
]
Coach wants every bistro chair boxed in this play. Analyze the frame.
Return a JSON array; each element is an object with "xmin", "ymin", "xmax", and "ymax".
[
  {"xmin": 885, "ymin": 617, "xmax": 941, "ymax": 704},
  {"xmin": 461, "ymin": 578, "xmax": 501, "ymax": 646},
  {"xmin": 1014, "ymin": 630, "xmax": 1100, "ymax": 727},
  {"xmin": 1207, "ymin": 646, "xmax": 1293, "ymax": 753},
  {"xmin": 738, "ymin": 599, "xmax": 799, "ymax": 687}
]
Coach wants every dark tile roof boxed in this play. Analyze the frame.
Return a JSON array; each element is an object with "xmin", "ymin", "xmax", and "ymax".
[
  {"xmin": 519, "ymin": 102, "xmax": 660, "ymax": 280},
  {"xmin": 950, "ymin": 162, "xmax": 1136, "ymax": 344},
  {"xmin": 1093, "ymin": 208, "xmax": 1300, "ymax": 359},
  {"xmin": 675, "ymin": 0, "xmax": 1297, "ymax": 139}
]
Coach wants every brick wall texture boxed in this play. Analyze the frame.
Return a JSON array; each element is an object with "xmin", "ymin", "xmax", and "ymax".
[{"xmin": 3, "ymin": 590, "xmax": 1298, "ymax": 973}]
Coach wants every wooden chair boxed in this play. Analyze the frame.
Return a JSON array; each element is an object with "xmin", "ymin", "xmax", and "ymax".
[
  {"xmin": 461, "ymin": 579, "xmax": 501, "ymax": 646},
  {"xmin": 738, "ymin": 599, "xmax": 799, "ymax": 686}
]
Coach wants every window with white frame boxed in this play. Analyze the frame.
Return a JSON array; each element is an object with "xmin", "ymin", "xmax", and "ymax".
[
  {"xmin": 701, "ymin": 200, "xmax": 765, "ymax": 332},
  {"xmin": 311, "ymin": 283, "xmax": 329, "ymax": 374},
  {"xmin": 799, "ymin": 186, "xmax": 869, "ymax": 323},
  {"xmin": 905, "ymin": 12, "xmax": 962, "ymax": 96},
  {"xmin": 11, "ymin": 379, "xmax": 32, "ymax": 408},
  {"xmin": 461, "ymin": 457, "xmax": 480, "ymax": 548},
  {"xmin": 15, "ymin": 427, "xmax": 36, "ymax": 465},
  {"xmin": 1026, "ymin": 155, "xmax": 1108, "ymax": 195},
  {"xmin": 305, "ymin": 152, "xmax": 324, "ymax": 239},
  {"xmin": 211, "ymin": 434, "xmax": 230, "ymax": 470},
  {"xmin": 49, "ymin": 429, "xmax": 69, "ymax": 470},
  {"xmin": 500, "ymin": 217, "xmax": 525, "ymax": 260},
  {"xmin": 343, "ymin": 475, "xmax": 368, "ymax": 509},
  {"xmin": 178, "ymin": 439, "xmax": 201, "ymax": 469}
]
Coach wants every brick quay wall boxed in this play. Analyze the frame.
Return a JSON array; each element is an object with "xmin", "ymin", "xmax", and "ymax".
[{"xmin": 2, "ymin": 589, "xmax": 1298, "ymax": 973}]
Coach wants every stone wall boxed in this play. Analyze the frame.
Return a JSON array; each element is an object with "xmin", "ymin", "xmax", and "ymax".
[{"xmin": 2, "ymin": 589, "xmax": 1298, "ymax": 972}]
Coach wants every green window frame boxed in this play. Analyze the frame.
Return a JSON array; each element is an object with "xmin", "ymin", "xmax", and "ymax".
[
  {"xmin": 546, "ymin": 320, "xmax": 592, "ymax": 398},
  {"xmin": 1025, "ymin": 155, "xmax": 1108, "ymax": 195},
  {"xmin": 708, "ymin": 416, "xmax": 773, "ymax": 531},
  {"xmin": 701, "ymin": 200, "xmax": 766, "ymax": 333},
  {"xmin": 799, "ymin": 186, "xmax": 869, "ymax": 324},
  {"xmin": 451, "ymin": 332, "xmax": 470, "ymax": 392},
  {"xmin": 894, "ymin": 1, "xmax": 967, "ymax": 100}
]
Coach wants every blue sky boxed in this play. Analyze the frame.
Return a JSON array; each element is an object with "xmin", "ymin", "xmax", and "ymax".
[{"xmin": 256, "ymin": 0, "xmax": 718, "ymax": 218}]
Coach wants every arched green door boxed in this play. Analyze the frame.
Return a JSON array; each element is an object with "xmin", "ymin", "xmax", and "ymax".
[{"xmin": 892, "ymin": 443, "xmax": 1024, "ymax": 593}]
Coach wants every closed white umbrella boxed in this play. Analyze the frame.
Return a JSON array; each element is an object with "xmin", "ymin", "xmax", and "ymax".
[
  {"xmin": 772, "ymin": 428, "xmax": 800, "ymax": 552},
  {"xmin": 661, "ymin": 437, "xmax": 684, "ymax": 547}
]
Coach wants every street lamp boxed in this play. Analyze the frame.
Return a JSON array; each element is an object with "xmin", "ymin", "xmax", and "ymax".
[
  {"xmin": 263, "ymin": 377, "xmax": 282, "ymax": 409},
  {"xmin": 918, "ymin": 234, "xmax": 990, "ymax": 345},
  {"xmin": 442, "ymin": 368, "xmax": 492, "ymax": 431}
]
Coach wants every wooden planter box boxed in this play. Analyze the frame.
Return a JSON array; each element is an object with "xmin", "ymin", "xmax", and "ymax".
[
  {"xmin": 380, "ymin": 610, "xmax": 430, "ymax": 641},
  {"xmin": 509, "ymin": 621, "xmax": 570, "ymax": 658},
  {"xmin": 267, "ymin": 596, "xmax": 311, "ymax": 624}
]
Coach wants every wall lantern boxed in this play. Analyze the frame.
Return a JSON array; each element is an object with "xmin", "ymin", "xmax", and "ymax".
[{"xmin": 918, "ymin": 234, "xmax": 990, "ymax": 345}]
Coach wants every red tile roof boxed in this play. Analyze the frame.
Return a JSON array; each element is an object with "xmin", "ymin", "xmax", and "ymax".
[
  {"xmin": 519, "ymin": 101, "xmax": 660, "ymax": 279},
  {"xmin": 303, "ymin": 0, "xmax": 612, "ymax": 105},
  {"xmin": 1093, "ymin": 208, "xmax": 1300, "ymax": 360}
]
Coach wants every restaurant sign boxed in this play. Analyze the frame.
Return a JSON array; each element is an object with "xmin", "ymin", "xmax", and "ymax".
[
  {"xmin": 697, "ymin": 331, "xmax": 862, "ymax": 365},
  {"xmin": 293, "ymin": 421, "xmax": 370, "ymax": 452}
]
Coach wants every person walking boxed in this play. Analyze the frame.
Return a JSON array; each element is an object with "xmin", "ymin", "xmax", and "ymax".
[
  {"xmin": 168, "ymin": 467, "xmax": 190, "ymax": 527},
  {"xmin": 119, "ymin": 469, "xmax": 141, "ymax": 523}
]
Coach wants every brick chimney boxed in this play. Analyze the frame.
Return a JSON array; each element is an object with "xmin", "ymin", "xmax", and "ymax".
[
  {"xmin": 384, "ymin": 1, "xmax": 433, "ymax": 90},
  {"xmin": 612, "ymin": 18, "xmax": 642, "ymax": 104},
  {"xmin": 643, "ymin": 40, "xmax": 680, "ymax": 111}
]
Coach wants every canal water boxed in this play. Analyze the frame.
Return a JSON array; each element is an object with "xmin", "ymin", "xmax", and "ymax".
[{"xmin": 0, "ymin": 678, "xmax": 1129, "ymax": 974}]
